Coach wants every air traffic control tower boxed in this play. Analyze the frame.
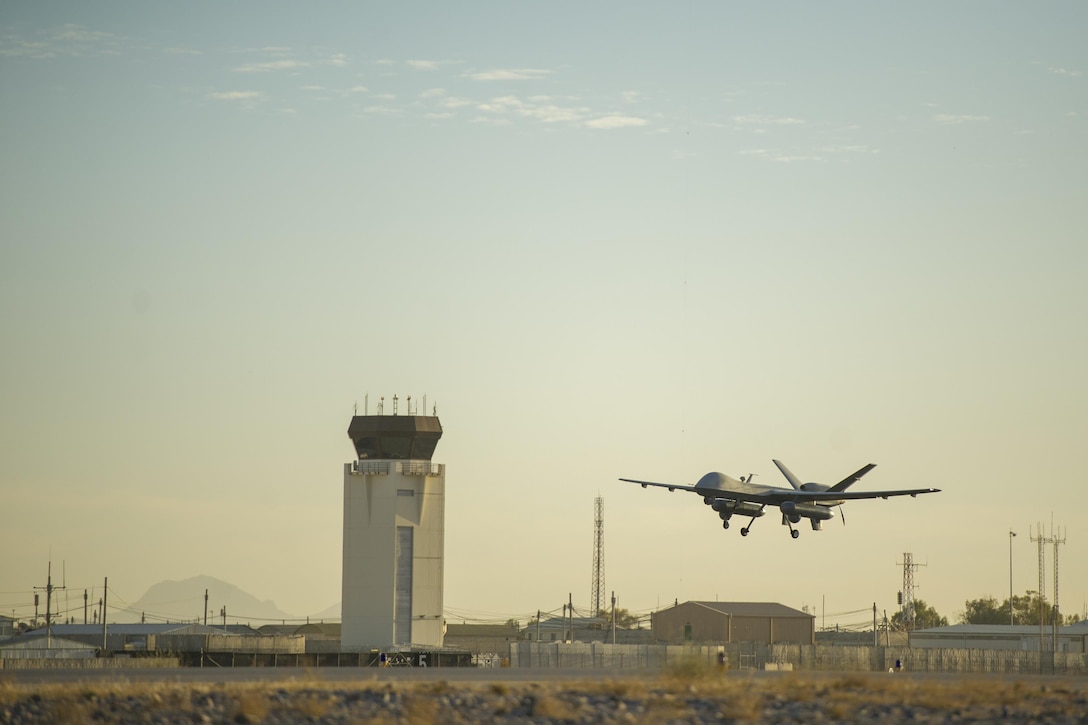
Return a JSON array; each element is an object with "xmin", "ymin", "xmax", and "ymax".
[{"xmin": 342, "ymin": 401, "xmax": 445, "ymax": 651}]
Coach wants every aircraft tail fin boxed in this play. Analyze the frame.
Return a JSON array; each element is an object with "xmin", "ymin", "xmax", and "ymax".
[
  {"xmin": 772, "ymin": 459, "xmax": 803, "ymax": 490},
  {"xmin": 828, "ymin": 463, "xmax": 876, "ymax": 492}
]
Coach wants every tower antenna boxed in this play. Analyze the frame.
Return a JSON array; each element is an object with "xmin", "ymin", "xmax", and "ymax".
[
  {"xmin": 896, "ymin": 552, "xmax": 925, "ymax": 630},
  {"xmin": 1031, "ymin": 521, "xmax": 1057, "ymax": 651},
  {"xmin": 591, "ymin": 496, "xmax": 605, "ymax": 617}
]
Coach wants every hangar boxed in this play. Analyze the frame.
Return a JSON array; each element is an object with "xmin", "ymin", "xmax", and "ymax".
[{"xmin": 651, "ymin": 601, "xmax": 815, "ymax": 645}]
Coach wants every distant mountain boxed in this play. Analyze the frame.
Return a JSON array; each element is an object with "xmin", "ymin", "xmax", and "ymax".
[
  {"xmin": 309, "ymin": 601, "xmax": 341, "ymax": 622},
  {"xmin": 126, "ymin": 575, "xmax": 297, "ymax": 625}
]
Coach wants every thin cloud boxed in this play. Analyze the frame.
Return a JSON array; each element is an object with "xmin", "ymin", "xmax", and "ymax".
[
  {"xmin": 1049, "ymin": 67, "xmax": 1082, "ymax": 77},
  {"xmin": 0, "ymin": 36, "xmax": 56, "ymax": 59},
  {"xmin": 934, "ymin": 114, "xmax": 990, "ymax": 125},
  {"xmin": 733, "ymin": 114, "xmax": 805, "ymax": 126},
  {"xmin": 0, "ymin": 23, "xmax": 126, "ymax": 58},
  {"xmin": 476, "ymin": 95, "xmax": 586, "ymax": 123},
  {"xmin": 773, "ymin": 154, "xmax": 824, "ymax": 163},
  {"xmin": 234, "ymin": 59, "xmax": 308, "ymax": 73},
  {"xmin": 439, "ymin": 97, "xmax": 473, "ymax": 110},
  {"xmin": 362, "ymin": 105, "xmax": 402, "ymax": 117},
  {"xmin": 407, "ymin": 60, "xmax": 441, "ymax": 71},
  {"xmin": 740, "ymin": 148, "xmax": 825, "ymax": 163},
  {"xmin": 209, "ymin": 90, "xmax": 262, "ymax": 101},
  {"xmin": 820, "ymin": 145, "xmax": 880, "ymax": 155},
  {"xmin": 465, "ymin": 68, "xmax": 551, "ymax": 81},
  {"xmin": 584, "ymin": 115, "xmax": 648, "ymax": 129},
  {"xmin": 418, "ymin": 89, "xmax": 473, "ymax": 110}
]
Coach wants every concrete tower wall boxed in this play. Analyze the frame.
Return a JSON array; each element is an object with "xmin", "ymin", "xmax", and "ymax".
[{"xmin": 341, "ymin": 459, "xmax": 445, "ymax": 650}]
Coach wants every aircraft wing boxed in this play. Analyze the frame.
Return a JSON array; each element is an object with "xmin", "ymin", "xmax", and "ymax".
[
  {"xmin": 618, "ymin": 478, "xmax": 700, "ymax": 493},
  {"xmin": 728, "ymin": 487, "xmax": 940, "ymax": 504},
  {"xmin": 810, "ymin": 487, "xmax": 940, "ymax": 501}
]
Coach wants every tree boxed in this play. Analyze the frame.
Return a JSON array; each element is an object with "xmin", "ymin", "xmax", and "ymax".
[
  {"xmin": 595, "ymin": 607, "xmax": 641, "ymax": 629},
  {"xmin": 961, "ymin": 595, "xmax": 1005, "ymax": 625},
  {"xmin": 961, "ymin": 590, "xmax": 1056, "ymax": 626},
  {"xmin": 890, "ymin": 599, "xmax": 948, "ymax": 630}
]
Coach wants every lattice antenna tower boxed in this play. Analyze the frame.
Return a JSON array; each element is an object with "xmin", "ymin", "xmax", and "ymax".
[
  {"xmin": 897, "ymin": 552, "xmax": 925, "ymax": 630},
  {"xmin": 1030, "ymin": 522, "xmax": 1052, "ymax": 640},
  {"xmin": 1050, "ymin": 517, "xmax": 1066, "ymax": 623},
  {"xmin": 591, "ymin": 496, "xmax": 605, "ymax": 616}
]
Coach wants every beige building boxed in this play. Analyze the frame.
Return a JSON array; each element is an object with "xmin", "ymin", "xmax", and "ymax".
[{"xmin": 651, "ymin": 601, "xmax": 814, "ymax": 645}]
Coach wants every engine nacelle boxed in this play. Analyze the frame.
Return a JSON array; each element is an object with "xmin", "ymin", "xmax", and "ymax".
[
  {"xmin": 779, "ymin": 500, "xmax": 834, "ymax": 521},
  {"xmin": 711, "ymin": 499, "xmax": 765, "ymax": 518}
]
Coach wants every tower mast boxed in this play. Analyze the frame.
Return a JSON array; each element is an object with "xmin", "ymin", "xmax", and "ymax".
[{"xmin": 591, "ymin": 496, "xmax": 605, "ymax": 617}]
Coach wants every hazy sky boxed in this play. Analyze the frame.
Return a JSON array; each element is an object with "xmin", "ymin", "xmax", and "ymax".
[{"xmin": 2, "ymin": 2, "xmax": 1086, "ymax": 631}]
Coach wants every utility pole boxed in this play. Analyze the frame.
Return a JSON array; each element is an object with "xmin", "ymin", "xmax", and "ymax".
[
  {"xmin": 611, "ymin": 591, "xmax": 617, "ymax": 645},
  {"xmin": 568, "ymin": 593, "xmax": 573, "ymax": 643},
  {"xmin": 101, "ymin": 577, "xmax": 108, "ymax": 653},
  {"xmin": 34, "ymin": 561, "xmax": 65, "ymax": 648},
  {"xmin": 204, "ymin": 589, "xmax": 209, "ymax": 626},
  {"xmin": 1009, "ymin": 529, "xmax": 1017, "ymax": 625},
  {"xmin": 84, "ymin": 589, "xmax": 88, "ymax": 625}
]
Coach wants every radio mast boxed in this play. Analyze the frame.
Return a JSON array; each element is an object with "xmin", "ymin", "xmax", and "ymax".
[{"xmin": 591, "ymin": 497, "xmax": 605, "ymax": 616}]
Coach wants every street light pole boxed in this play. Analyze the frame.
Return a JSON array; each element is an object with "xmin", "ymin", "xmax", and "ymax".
[{"xmin": 1009, "ymin": 529, "xmax": 1017, "ymax": 625}]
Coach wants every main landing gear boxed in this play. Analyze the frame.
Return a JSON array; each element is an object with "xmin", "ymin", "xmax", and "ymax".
[{"xmin": 740, "ymin": 512, "xmax": 761, "ymax": 536}]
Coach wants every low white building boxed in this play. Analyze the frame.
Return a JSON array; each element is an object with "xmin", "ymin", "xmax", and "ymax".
[
  {"xmin": 910, "ymin": 622, "xmax": 1088, "ymax": 652},
  {"xmin": 0, "ymin": 634, "xmax": 97, "ymax": 659}
]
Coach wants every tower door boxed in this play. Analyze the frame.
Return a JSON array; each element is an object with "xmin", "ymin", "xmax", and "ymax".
[{"xmin": 394, "ymin": 526, "xmax": 414, "ymax": 645}]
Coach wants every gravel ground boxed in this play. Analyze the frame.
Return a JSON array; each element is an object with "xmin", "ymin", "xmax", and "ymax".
[{"xmin": 2, "ymin": 672, "xmax": 1087, "ymax": 724}]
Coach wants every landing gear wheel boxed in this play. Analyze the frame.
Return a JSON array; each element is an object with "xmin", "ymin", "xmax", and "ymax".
[
  {"xmin": 791, "ymin": 529, "xmax": 800, "ymax": 539},
  {"xmin": 722, "ymin": 520, "xmax": 730, "ymax": 529},
  {"xmin": 740, "ymin": 528, "xmax": 749, "ymax": 536}
]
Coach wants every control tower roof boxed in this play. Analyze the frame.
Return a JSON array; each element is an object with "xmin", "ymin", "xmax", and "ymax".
[{"xmin": 347, "ymin": 415, "xmax": 442, "ymax": 460}]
